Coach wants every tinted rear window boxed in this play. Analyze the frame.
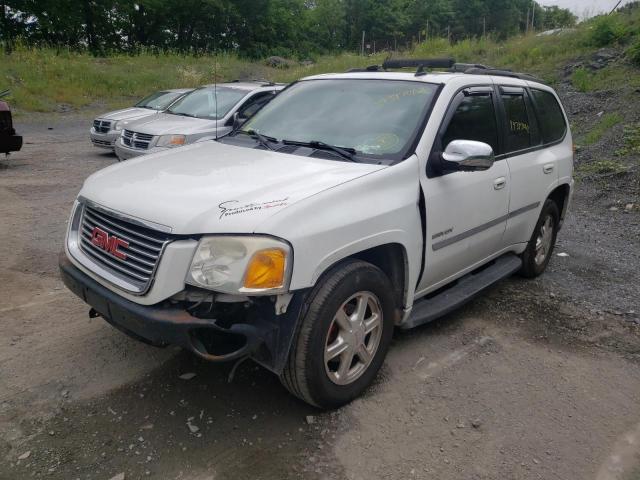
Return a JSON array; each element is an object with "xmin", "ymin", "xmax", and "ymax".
[
  {"xmin": 530, "ymin": 89, "xmax": 566, "ymax": 143},
  {"xmin": 502, "ymin": 93, "xmax": 532, "ymax": 153}
]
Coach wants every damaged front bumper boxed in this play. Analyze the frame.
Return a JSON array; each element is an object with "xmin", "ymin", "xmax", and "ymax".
[{"xmin": 58, "ymin": 252, "xmax": 306, "ymax": 373}]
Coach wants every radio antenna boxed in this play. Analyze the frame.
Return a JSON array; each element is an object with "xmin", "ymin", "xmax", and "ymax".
[{"xmin": 214, "ymin": 23, "xmax": 218, "ymax": 140}]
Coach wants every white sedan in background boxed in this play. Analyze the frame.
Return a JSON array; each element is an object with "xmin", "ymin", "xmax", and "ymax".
[{"xmin": 90, "ymin": 89, "xmax": 192, "ymax": 150}]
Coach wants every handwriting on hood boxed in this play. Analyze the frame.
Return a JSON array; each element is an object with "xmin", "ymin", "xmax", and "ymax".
[{"xmin": 218, "ymin": 198, "xmax": 289, "ymax": 219}]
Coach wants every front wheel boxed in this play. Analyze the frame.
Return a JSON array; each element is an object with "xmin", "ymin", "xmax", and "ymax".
[
  {"xmin": 280, "ymin": 259, "xmax": 395, "ymax": 409},
  {"xmin": 519, "ymin": 199, "xmax": 560, "ymax": 278}
]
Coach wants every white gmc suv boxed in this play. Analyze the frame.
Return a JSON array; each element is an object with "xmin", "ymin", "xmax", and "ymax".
[{"xmin": 60, "ymin": 59, "xmax": 574, "ymax": 408}]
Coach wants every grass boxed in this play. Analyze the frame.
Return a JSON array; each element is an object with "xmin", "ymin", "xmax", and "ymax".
[
  {"xmin": 575, "ymin": 158, "xmax": 628, "ymax": 179},
  {"xmin": 616, "ymin": 124, "xmax": 640, "ymax": 156},
  {"xmin": 2, "ymin": 37, "xmax": 578, "ymax": 114},
  {"xmin": 581, "ymin": 112, "xmax": 623, "ymax": 145},
  {"xmin": 1, "ymin": 5, "xmax": 639, "ymax": 113}
]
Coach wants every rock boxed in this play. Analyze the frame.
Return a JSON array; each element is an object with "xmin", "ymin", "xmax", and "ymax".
[
  {"xmin": 305, "ymin": 415, "xmax": 316, "ymax": 425},
  {"xmin": 556, "ymin": 252, "xmax": 569, "ymax": 257},
  {"xmin": 593, "ymin": 48, "xmax": 618, "ymax": 62},
  {"xmin": 109, "ymin": 474, "xmax": 125, "ymax": 480},
  {"xmin": 609, "ymin": 206, "xmax": 619, "ymax": 211},
  {"xmin": 56, "ymin": 103, "xmax": 73, "ymax": 113},
  {"xmin": 456, "ymin": 422, "xmax": 465, "ymax": 429},
  {"xmin": 179, "ymin": 372, "xmax": 196, "ymax": 380},
  {"xmin": 625, "ymin": 203, "xmax": 634, "ymax": 211},
  {"xmin": 187, "ymin": 421, "xmax": 200, "ymax": 434},
  {"xmin": 471, "ymin": 419, "xmax": 482, "ymax": 429},
  {"xmin": 265, "ymin": 56, "xmax": 295, "ymax": 69},
  {"xmin": 140, "ymin": 423, "xmax": 154, "ymax": 430},
  {"xmin": 18, "ymin": 450, "xmax": 31, "ymax": 460}
]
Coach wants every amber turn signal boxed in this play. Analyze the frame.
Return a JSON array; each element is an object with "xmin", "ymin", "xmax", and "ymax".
[{"xmin": 243, "ymin": 248, "xmax": 287, "ymax": 290}]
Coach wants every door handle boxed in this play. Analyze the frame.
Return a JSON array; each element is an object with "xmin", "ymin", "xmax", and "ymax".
[
  {"xmin": 493, "ymin": 177, "xmax": 506, "ymax": 190},
  {"xmin": 543, "ymin": 163, "xmax": 555, "ymax": 174}
]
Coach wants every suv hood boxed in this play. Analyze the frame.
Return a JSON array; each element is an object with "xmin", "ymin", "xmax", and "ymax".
[
  {"xmin": 99, "ymin": 107, "xmax": 158, "ymax": 122},
  {"xmin": 80, "ymin": 141, "xmax": 385, "ymax": 234},
  {"xmin": 125, "ymin": 112, "xmax": 219, "ymax": 136}
]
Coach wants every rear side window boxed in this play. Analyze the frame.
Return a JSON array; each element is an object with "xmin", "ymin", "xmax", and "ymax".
[
  {"xmin": 530, "ymin": 89, "xmax": 567, "ymax": 143},
  {"xmin": 502, "ymin": 93, "xmax": 532, "ymax": 152},
  {"xmin": 442, "ymin": 93, "xmax": 499, "ymax": 154}
]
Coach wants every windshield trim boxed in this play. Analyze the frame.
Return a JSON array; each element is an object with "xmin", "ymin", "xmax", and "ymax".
[{"xmin": 237, "ymin": 78, "xmax": 443, "ymax": 164}]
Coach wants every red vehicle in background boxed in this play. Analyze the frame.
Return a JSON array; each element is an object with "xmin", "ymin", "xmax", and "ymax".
[{"xmin": 0, "ymin": 90, "xmax": 22, "ymax": 155}]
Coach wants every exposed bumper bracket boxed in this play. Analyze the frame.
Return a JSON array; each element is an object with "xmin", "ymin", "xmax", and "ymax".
[{"xmin": 59, "ymin": 252, "xmax": 308, "ymax": 373}]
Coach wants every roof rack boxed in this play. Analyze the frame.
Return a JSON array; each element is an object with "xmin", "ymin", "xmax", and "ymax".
[
  {"xmin": 344, "ymin": 57, "xmax": 545, "ymax": 83},
  {"xmin": 461, "ymin": 67, "xmax": 544, "ymax": 83},
  {"xmin": 382, "ymin": 58, "xmax": 455, "ymax": 70}
]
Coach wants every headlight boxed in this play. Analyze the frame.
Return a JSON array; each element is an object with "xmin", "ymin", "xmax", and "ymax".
[
  {"xmin": 113, "ymin": 121, "xmax": 124, "ymax": 131},
  {"xmin": 186, "ymin": 236, "xmax": 292, "ymax": 295},
  {"xmin": 157, "ymin": 134, "xmax": 186, "ymax": 148}
]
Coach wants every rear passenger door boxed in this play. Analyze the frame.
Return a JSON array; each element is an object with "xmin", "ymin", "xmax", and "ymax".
[{"xmin": 499, "ymin": 86, "xmax": 561, "ymax": 245}]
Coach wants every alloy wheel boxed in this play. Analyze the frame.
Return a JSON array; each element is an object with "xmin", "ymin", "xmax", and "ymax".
[{"xmin": 324, "ymin": 291, "xmax": 383, "ymax": 386}]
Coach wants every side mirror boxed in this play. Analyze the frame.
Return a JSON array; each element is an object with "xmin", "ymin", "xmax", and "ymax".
[{"xmin": 442, "ymin": 140, "xmax": 495, "ymax": 171}]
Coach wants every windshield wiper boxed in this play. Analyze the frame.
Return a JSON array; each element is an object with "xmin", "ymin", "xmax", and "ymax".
[
  {"xmin": 282, "ymin": 139, "xmax": 357, "ymax": 162},
  {"xmin": 168, "ymin": 111, "xmax": 196, "ymax": 117},
  {"xmin": 235, "ymin": 129, "xmax": 277, "ymax": 151}
]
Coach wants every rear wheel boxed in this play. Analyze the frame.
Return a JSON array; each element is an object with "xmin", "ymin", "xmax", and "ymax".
[
  {"xmin": 280, "ymin": 259, "xmax": 395, "ymax": 409},
  {"xmin": 519, "ymin": 199, "xmax": 560, "ymax": 278}
]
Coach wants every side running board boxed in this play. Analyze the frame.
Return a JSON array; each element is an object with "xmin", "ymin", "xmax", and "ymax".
[{"xmin": 403, "ymin": 253, "xmax": 522, "ymax": 330}]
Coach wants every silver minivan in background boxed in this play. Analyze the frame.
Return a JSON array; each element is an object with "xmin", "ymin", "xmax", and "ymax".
[
  {"xmin": 114, "ymin": 81, "xmax": 285, "ymax": 161},
  {"xmin": 90, "ymin": 89, "xmax": 192, "ymax": 150}
]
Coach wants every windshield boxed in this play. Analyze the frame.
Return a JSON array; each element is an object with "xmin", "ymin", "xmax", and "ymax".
[
  {"xmin": 135, "ymin": 91, "xmax": 186, "ymax": 110},
  {"xmin": 167, "ymin": 87, "xmax": 248, "ymax": 120},
  {"xmin": 241, "ymin": 79, "xmax": 439, "ymax": 159}
]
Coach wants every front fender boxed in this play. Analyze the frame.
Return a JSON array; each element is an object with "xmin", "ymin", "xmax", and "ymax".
[{"xmin": 255, "ymin": 155, "xmax": 423, "ymax": 309}]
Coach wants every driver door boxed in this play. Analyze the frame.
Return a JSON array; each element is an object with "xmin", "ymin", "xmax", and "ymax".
[{"xmin": 417, "ymin": 87, "xmax": 510, "ymax": 294}]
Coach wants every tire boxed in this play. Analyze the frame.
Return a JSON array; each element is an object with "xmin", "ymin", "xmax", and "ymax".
[
  {"xmin": 519, "ymin": 199, "xmax": 560, "ymax": 278},
  {"xmin": 280, "ymin": 259, "xmax": 395, "ymax": 409}
]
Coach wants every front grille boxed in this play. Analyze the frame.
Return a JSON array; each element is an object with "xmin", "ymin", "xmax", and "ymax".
[
  {"xmin": 91, "ymin": 138, "xmax": 113, "ymax": 147},
  {"xmin": 93, "ymin": 119, "xmax": 112, "ymax": 133},
  {"xmin": 78, "ymin": 204, "xmax": 171, "ymax": 292},
  {"xmin": 122, "ymin": 129, "xmax": 154, "ymax": 150}
]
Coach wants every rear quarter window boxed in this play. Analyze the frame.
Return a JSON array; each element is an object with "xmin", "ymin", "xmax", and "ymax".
[{"xmin": 530, "ymin": 89, "xmax": 567, "ymax": 144}]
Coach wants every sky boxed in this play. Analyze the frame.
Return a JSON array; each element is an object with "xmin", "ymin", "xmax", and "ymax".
[{"xmin": 538, "ymin": 0, "xmax": 636, "ymax": 18}]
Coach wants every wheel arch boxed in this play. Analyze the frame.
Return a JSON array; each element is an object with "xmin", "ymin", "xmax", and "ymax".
[
  {"xmin": 547, "ymin": 182, "xmax": 571, "ymax": 228},
  {"xmin": 310, "ymin": 242, "xmax": 410, "ymax": 324}
]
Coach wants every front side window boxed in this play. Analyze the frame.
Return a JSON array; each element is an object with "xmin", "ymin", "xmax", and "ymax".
[
  {"xmin": 241, "ymin": 79, "xmax": 439, "ymax": 160},
  {"xmin": 502, "ymin": 93, "xmax": 532, "ymax": 153},
  {"xmin": 237, "ymin": 92, "xmax": 274, "ymax": 120},
  {"xmin": 442, "ymin": 93, "xmax": 499, "ymax": 153},
  {"xmin": 167, "ymin": 87, "xmax": 248, "ymax": 120},
  {"xmin": 530, "ymin": 89, "xmax": 567, "ymax": 144},
  {"xmin": 135, "ymin": 91, "xmax": 186, "ymax": 111}
]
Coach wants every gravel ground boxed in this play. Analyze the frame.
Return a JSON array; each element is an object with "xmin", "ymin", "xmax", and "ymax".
[{"xmin": 0, "ymin": 77, "xmax": 639, "ymax": 480}]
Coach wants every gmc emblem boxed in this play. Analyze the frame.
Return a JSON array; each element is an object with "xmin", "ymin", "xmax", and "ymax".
[{"xmin": 90, "ymin": 226, "xmax": 129, "ymax": 260}]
